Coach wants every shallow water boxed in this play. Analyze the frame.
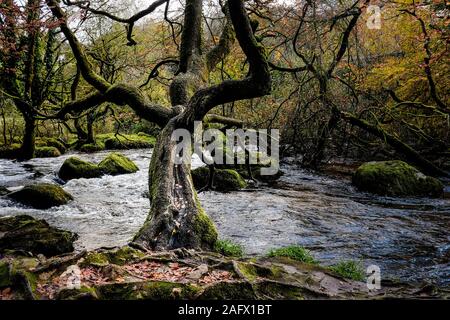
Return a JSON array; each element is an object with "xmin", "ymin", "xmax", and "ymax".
[{"xmin": 0, "ymin": 149, "xmax": 449, "ymax": 287}]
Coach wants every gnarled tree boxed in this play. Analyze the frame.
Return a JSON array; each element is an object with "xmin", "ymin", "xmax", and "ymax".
[{"xmin": 46, "ymin": 0, "xmax": 271, "ymax": 250}]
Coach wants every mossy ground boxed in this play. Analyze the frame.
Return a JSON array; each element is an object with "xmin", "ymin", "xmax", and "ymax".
[{"xmin": 1, "ymin": 244, "xmax": 446, "ymax": 300}]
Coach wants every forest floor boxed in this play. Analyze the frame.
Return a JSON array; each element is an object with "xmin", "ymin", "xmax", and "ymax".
[{"xmin": 1, "ymin": 245, "xmax": 448, "ymax": 300}]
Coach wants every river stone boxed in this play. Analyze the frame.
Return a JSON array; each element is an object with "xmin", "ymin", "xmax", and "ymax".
[
  {"xmin": 0, "ymin": 186, "xmax": 10, "ymax": 196},
  {"xmin": 191, "ymin": 167, "xmax": 247, "ymax": 191},
  {"xmin": 35, "ymin": 146, "xmax": 61, "ymax": 158},
  {"xmin": 58, "ymin": 157, "xmax": 103, "ymax": 181},
  {"xmin": 8, "ymin": 183, "xmax": 73, "ymax": 209},
  {"xmin": 98, "ymin": 153, "xmax": 139, "ymax": 175},
  {"xmin": 352, "ymin": 160, "xmax": 444, "ymax": 197},
  {"xmin": 0, "ymin": 215, "xmax": 78, "ymax": 256},
  {"xmin": 36, "ymin": 138, "xmax": 66, "ymax": 154}
]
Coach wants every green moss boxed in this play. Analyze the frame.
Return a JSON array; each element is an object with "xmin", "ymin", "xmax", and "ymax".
[
  {"xmin": 79, "ymin": 143, "xmax": 104, "ymax": 153},
  {"xmin": 35, "ymin": 146, "xmax": 61, "ymax": 158},
  {"xmin": 97, "ymin": 133, "xmax": 156, "ymax": 150},
  {"xmin": 81, "ymin": 252, "xmax": 110, "ymax": 267},
  {"xmin": 193, "ymin": 210, "xmax": 218, "ymax": 249},
  {"xmin": 57, "ymin": 286, "xmax": 98, "ymax": 300},
  {"xmin": 96, "ymin": 281, "xmax": 200, "ymax": 300},
  {"xmin": 328, "ymin": 260, "xmax": 365, "ymax": 281},
  {"xmin": 36, "ymin": 138, "xmax": 66, "ymax": 154},
  {"xmin": 8, "ymin": 183, "xmax": 73, "ymax": 209},
  {"xmin": 106, "ymin": 246, "xmax": 146, "ymax": 265},
  {"xmin": 353, "ymin": 160, "xmax": 444, "ymax": 197},
  {"xmin": 192, "ymin": 194, "xmax": 218, "ymax": 249},
  {"xmin": 198, "ymin": 281, "xmax": 256, "ymax": 300},
  {"xmin": 98, "ymin": 153, "xmax": 139, "ymax": 175},
  {"xmin": 0, "ymin": 261, "xmax": 12, "ymax": 288},
  {"xmin": 235, "ymin": 261, "xmax": 282, "ymax": 282},
  {"xmin": 267, "ymin": 246, "xmax": 317, "ymax": 264},
  {"xmin": 0, "ymin": 143, "xmax": 21, "ymax": 159},
  {"xmin": 191, "ymin": 167, "xmax": 247, "ymax": 191},
  {"xmin": 214, "ymin": 239, "xmax": 243, "ymax": 257},
  {"xmin": 58, "ymin": 157, "xmax": 103, "ymax": 181},
  {"xmin": 0, "ymin": 215, "xmax": 77, "ymax": 257}
]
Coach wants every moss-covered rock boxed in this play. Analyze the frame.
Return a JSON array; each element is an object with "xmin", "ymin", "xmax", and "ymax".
[
  {"xmin": 0, "ymin": 261, "xmax": 12, "ymax": 288},
  {"xmin": 79, "ymin": 143, "xmax": 104, "ymax": 153},
  {"xmin": 0, "ymin": 186, "xmax": 10, "ymax": 196},
  {"xmin": 0, "ymin": 143, "xmax": 21, "ymax": 159},
  {"xmin": 80, "ymin": 246, "xmax": 146, "ymax": 267},
  {"xmin": 58, "ymin": 157, "xmax": 103, "ymax": 181},
  {"xmin": 98, "ymin": 153, "xmax": 139, "ymax": 175},
  {"xmin": 102, "ymin": 133, "xmax": 155, "ymax": 150},
  {"xmin": 94, "ymin": 281, "xmax": 200, "ymax": 300},
  {"xmin": 352, "ymin": 160, "xmax": 444, "ymax": 197},
  {"xmin": 35, "ymin": 146, "xmax": 61, "ymax": 158},
  {"xmin": 36, "ymin": 138, "xmax": 66, "ymax": 154},
  {"xmin": 0, "ymin": 215, "xmax": 78, "ymax": 256},
  {"xmin": 191, "ymin": 167, "xmax": 247, "ymax": 191},
  {"xmin": 8, "ymin": 183, "xmax": 73, "ymax": 209}
]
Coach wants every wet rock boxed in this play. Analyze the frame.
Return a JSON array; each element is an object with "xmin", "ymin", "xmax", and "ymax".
[
  {"xmin": 0, "ymin": 144, "xmax": 21, "ymax": 159},
  {"xmin": 352, "ymin": 160, "xmax": 444, "ymax": 197},
  {"xmin": 98, "ymin": 153, "xmax": 139, "ymax": 175},
  {"xmin": 36, "ymin": 138, "xmax": 66, "ymax": 154},
  {"xmin": 58, "ymin": 157, "xmax": 103, "ymax": 181},
  {"xmin": 35, "ymin": 146, "xmax": 61, "ymax": 158},
  {"xmin": 103, "ymin": 134, "xmax": 155, "ymax": 150},
  {"xmin": 79, "ymin": 143, "xmax": 104, "ymax": 153},
  {"xmin": 0, "ymin": 215, "xmax": 78, "ymax": 256},
  {"xmin": 8, "ymin": 183, "xmax": 73, "ymax": 209},
  {"xmin": 191, "ymin": 167, "xmax": 247, "ymax": 191},
  {"xmin": 0, "ymin": 186, "xmax": 10, "ymax": 196}
]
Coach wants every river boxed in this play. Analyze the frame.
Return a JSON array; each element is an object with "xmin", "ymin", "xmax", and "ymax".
[{"xmin": 0, "ymin": 148, "xmax": 449, "ymax": 287}]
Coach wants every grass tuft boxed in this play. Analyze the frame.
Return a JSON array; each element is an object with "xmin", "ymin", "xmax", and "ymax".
[
  {"xmin": 328, "ymin": 260, "xmax": 365, "ymax": 281},
  {"xmin": 267, "ymin": 245, "xmax": 317, "ymax": 264},
  {"xmin": 214, "ymin": 239, "xmax": 244, "ymax": 257}
]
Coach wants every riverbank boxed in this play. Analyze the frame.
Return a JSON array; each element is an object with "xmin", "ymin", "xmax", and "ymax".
[{"xmin": 1, "ymin": 149, "xmax": 449, "ymax": 287}]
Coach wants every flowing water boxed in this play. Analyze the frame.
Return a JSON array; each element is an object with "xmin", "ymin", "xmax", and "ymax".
[{"xmin": 0, "ymin": 149, "xmax": 449, "ymax": 287}]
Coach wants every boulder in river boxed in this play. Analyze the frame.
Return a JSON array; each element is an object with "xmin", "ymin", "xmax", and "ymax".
[
  {"xmin": 35, "ymin": 146, "xmax": 61, "ymax": 158},
  {"xmin": 98, "ymin": 153, "xmax": 139, "ymax": 175},
  {"xmin": 352, "ymin": 160, "xmax": 444, "ymax": 197},
  {"xmin": 58, "ymin": 157, "xmax": 103, "ymax": 181},
  {"xmin": 0, "ymin": 215, "xmax": 78, "ymax": 257},
  {"xmin": 191, "ymin": 167, "xmax": 247, "ymax": 191},
  {"xmin": 8, "ymin": 183, "xmax": 73, "ymax": 209}
]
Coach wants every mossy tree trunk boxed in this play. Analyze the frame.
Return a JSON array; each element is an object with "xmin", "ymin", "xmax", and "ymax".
[
  {"xmin": 19, "ymin": 116, "xmax": 36, "ymax": 160},
  {"xmin": 47, "ymin": 0, "xmax": 271, "ymax": 250}
]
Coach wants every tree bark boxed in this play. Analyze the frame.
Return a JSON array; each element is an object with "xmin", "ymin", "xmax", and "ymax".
[
  {"xmin": 19, "ymin": 116, "xmax": 36, "ymax": 160},
  {"xmin": 132, "ymin": 119, "xmax": 218, "ymax": 250}
]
